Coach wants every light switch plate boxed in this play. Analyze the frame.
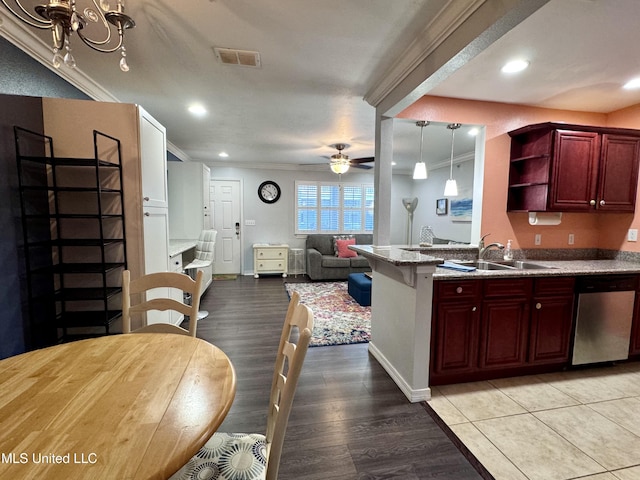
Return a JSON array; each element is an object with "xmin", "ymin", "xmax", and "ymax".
[
  {"xmin": 534, "ymin": 234, "xmax": 542, "ymax": 245},
  {"xmin": 568, "ymin": 233, "xmax": 575, "ymax": 245},
  {"xmin": 245, "ymin": 219, "xmax": 256, "ymax": 226},
  {"xmin": 629, "ymin": 229, "xmax": 638, "ymax": 242}
]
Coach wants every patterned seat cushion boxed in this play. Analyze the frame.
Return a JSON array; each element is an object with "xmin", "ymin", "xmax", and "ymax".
[{"xmin": 170, "ymin": 432, "xmax": 267, "ymax": 480}]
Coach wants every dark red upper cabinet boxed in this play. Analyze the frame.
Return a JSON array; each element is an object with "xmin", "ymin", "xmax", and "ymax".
[{"xmin": 507, "ymin": 123, "xmax": 640, "ymax": 213}]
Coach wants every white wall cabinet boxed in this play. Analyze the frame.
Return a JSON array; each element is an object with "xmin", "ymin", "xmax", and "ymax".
[{"xmin": 168, "ymin": 162, "xmax": 211, "ymax": 239}]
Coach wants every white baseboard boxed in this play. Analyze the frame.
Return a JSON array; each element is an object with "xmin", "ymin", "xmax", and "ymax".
[{"xmin": 368, "ymin": 341, "xmax": 431, "ymax": 402}]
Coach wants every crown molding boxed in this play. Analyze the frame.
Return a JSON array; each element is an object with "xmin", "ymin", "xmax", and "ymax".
[
  {"xmin": 364, "ymin": 0, "xmax": 486, "ymax": 108},
  {"xmin": 0, "ymin": 13, "xmax": 120, "ymax": 102}
]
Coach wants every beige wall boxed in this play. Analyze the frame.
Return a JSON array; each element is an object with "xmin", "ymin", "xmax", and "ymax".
[{"xmin": 399, "ymin": 96, "xmax": 640, "ymax": 252}]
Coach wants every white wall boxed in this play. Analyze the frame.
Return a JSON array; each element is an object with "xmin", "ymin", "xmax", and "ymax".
[
  {"xmin": 206, "ymin": 158, "xmax": 473, "ymax": 273},
  {"xmin": 207, "ymin": 165, "xmax": 414, "ymax": 274}
]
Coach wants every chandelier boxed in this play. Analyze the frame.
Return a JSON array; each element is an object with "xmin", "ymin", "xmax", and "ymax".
[{"xmin": 0, "ymin": 0, "xmax": 135, "ymax": 71}]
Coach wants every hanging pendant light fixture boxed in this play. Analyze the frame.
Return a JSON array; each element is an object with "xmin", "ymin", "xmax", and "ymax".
[
  {"xmin": 444, "ymin": 123, "xmax": 461, "ymax": 196},
  {"xmin": 412, "ymin": 120, "xmax": 429, "ymax": 180},
  {"xmin": 0, "ymin": 0, "xmax": 135, "ymax": 71}
]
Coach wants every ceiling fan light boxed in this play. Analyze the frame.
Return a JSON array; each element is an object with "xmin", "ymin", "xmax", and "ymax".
[
  {"xmin": 444, "ymin": 178, "xmax": 458, "ymax": 197},
  {"xmin": 413, "ymin": 161, "xmax": 427, "ymax": 180},
  {"xmin": 330, "ymin": 161, "xmax": 349, "ymax": 174}
]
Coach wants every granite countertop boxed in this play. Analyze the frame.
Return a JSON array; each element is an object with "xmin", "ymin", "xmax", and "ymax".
[
  {"xmin": 350, "ymin": 244, "xmax": 640, "ymax": 278},
  {"xmin": 434, "ymin": 259, "xmax": 640, "ymax": 279},
  {"xmin": 349, "ymin": 245, "xmax": 444, "ymax": 266}
]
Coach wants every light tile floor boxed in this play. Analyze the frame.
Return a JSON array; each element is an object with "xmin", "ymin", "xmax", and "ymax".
[{"xmin": 427, "ymin": 362, "xmax": 640, "ymax": 480}]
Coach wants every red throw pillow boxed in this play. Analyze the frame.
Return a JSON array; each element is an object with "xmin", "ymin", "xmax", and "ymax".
[{"xmin": 336, "ymin": 238, "xmax": 357, "ymax": 258}]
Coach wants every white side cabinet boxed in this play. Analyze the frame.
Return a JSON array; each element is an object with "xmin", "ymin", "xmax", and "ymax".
[
  {"xmin": 138, "ymin": 107, "xmax": 172, "ymax": 325},
  {"xmin": 253, "ymin": 244, "xmax": 289, "ymax": 278}
]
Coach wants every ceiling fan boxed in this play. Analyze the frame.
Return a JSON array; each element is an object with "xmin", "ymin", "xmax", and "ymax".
[{"xmin": 303, "ymin": 143, "xmax": 374, "ymax": 174}]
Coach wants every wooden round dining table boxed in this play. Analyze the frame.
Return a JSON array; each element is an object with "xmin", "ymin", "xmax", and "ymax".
[{"xmin": 0, "ymin": 333, "xmax": 236, "ymax": 480}]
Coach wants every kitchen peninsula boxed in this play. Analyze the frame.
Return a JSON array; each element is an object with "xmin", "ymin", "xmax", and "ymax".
[
  {"xmin": 349, "ymin": 245, "xmax": 446, "ymax": 402},
  {"xmin": 352, "ymin": 244, "xmax": 640, "ymax": 403}
]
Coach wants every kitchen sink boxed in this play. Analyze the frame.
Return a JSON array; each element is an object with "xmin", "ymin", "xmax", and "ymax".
[
  {"xmin": 492, "ymin": 260, "xmax": 556, "ymax": 269},
  {"xmin": 452, "ymin": 260, "xmax": 555, "ymax": 271}
]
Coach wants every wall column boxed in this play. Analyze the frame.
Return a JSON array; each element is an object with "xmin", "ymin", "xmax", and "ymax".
[{"xmin": 373, "ymin": 112, "xmax": 394, "ymax": 246}]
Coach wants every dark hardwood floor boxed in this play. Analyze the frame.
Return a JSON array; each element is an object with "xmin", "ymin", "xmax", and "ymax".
[{"xmin": 195, "ymin": 275, "xmax": 484, "ymax": 480}]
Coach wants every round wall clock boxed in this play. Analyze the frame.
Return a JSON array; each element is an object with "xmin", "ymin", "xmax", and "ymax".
[{"xmin": 258, "ymin": 180, "xmax": 281, "ymax": 204}]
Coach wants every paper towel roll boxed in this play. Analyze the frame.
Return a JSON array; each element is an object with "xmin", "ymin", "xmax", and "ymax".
[{"xmin": 528, "ymin": 212, "xmax": 562, "ymax": 225}]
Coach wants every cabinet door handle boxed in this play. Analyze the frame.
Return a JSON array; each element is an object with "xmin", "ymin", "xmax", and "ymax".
[
  {"xmin": 471, "ymin": 306, "xmax": 477, "ymax": 312},
  {"xmin": 456, "ymin": 287, "xmax": 463, "ymax": 294},
  {"xmin": 536, "ymin": 302, "xmax": 542, "ymax": 310},
  {"xmin": 590, "ymin": 199, "xmax": 596, "ymax": 206},
  {"xmin": 144, "ymin": 212, "xmax": 150, "ymax": 217},
  {"xmin": 144, "ymin": 196, "xmax": 150, "ymax": 202},
  {"xmin": 600, "ymin": 200, "xmax": 606, "ymax": 206}
]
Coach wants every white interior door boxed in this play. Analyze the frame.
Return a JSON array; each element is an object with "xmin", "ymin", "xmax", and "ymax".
[{"xmin": 210, "ymin": 180, "xmax": 241, "ymax": 275}]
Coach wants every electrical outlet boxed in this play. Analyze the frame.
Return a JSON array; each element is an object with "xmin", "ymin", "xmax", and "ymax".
[
  {"xmin": 534, "ymin": 234, "xmax": 542, "ymax": 246},
  {"xmin": 568, "ymin": 233, "xmax": 575, "ymax": 245},
  {"xmin": 629, "ymin": 229, "xmax": 638, "ymax": 242},
  {"xmin": 245, "ymin": 219, "xmax": 256, "ymax": 226}
]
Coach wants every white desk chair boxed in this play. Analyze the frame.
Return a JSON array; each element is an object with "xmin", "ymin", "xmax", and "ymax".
[{"xmin": 184, "ymin": 229, "xmax": 217, "ymax": 319}]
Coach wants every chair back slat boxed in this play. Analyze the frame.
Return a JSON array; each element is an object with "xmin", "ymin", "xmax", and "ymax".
[{"xmin": 121, "ymin": 269, "xmax": 204, "ymax": 337}]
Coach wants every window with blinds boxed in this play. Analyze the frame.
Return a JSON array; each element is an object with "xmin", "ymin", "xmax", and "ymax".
[{"xmin": 296, "ymin": 181, "xmax": 374, "ymax": 234}]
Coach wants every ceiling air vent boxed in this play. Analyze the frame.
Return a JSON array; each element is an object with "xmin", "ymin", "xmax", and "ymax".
[{"xmin": 213, "ymin": 47, "xmax": 261, "ymax": 68}]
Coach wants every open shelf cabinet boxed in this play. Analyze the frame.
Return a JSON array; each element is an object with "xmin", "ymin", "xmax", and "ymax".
[{"xmin": 15, "ymin": 127, "xmax": 127, "ymax": 343}]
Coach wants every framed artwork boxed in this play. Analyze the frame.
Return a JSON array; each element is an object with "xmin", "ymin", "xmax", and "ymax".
[
  {"xmin": 450, "ymin": 197, "xmax": 473, "ymax": 222},
  {"xmin": 436, "ymin": 198, "xmax": 448, "ymax": 215}
]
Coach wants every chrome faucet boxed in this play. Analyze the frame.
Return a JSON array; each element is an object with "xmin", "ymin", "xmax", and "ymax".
[{"xmin": 478, "ymin": 233, "xmax": 505, "ymax": 260}]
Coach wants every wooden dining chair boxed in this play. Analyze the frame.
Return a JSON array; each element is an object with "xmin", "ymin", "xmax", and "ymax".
[
  {"xmin": 122, "ymin": 269, "xmax": 204, "ymax": 337},
  {"xmin": 169, "ymin": 290, "xmax": 314, "ymax": 480}
]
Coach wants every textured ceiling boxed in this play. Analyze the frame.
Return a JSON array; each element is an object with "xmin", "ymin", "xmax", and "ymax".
[{"xmin": 3, "ymin": 0, "xmax": 640, "ymax": 173}]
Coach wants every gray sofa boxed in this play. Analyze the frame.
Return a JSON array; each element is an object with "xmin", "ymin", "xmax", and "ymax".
[{"xmin": 306, "ymin": 234, "xmax": 372, "ymax": 281}]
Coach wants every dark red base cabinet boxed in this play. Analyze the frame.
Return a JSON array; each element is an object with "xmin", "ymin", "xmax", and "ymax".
[
  {"xmin": 479, "ymin": 278, "xmax": 531, "ymax": 370},
  {"xmin": 431, "ymin": 280, "xmax": 480, "ymax": 378},
  {"xmin": 529, "ymin": 277, "xmax": 575, "ymax": 364},
  {"xmin": 430, "ymin": 277, "xmax": 575, "ymax": 385}
]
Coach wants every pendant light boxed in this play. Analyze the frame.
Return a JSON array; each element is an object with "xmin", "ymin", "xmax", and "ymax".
[
  {"xmin": 412, "ymin": 121, "xmax": 429, "ymax": 179},
  {"xmin": 444, "ymin": 123, "xmax": 461, "ymax": 196}
]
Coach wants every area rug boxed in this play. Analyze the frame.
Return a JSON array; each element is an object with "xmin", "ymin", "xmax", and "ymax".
[{"xmin": 284, "ymin": 282, "xmax": 370, "ymax": 347}]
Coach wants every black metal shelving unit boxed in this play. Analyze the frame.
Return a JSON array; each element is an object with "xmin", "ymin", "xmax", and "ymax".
[{"xmin": 15, "ymin": 127, "xmax": 128, "ymax": 343}]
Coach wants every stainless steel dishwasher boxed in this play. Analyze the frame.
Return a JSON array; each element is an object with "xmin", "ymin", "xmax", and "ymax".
[{"xmin": 572, "ymin": 275, "xmax": 637, "ymax": 365}]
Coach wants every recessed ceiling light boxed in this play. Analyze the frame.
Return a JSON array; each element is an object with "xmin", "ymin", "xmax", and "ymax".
[
  {"xmin": 218, "ymin": 152, "xmax": 229, "ymax": 158},
  {"xmin": 188, "ymin": 104, "xmax": 207, "ymax": 117},
  {"xmin": 623, "ymin": 77, "xmax": 640, "ymax": 90},
  {"xmin": 501, "ymin": 59, "xmax": 530, "ymax": 74}
]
